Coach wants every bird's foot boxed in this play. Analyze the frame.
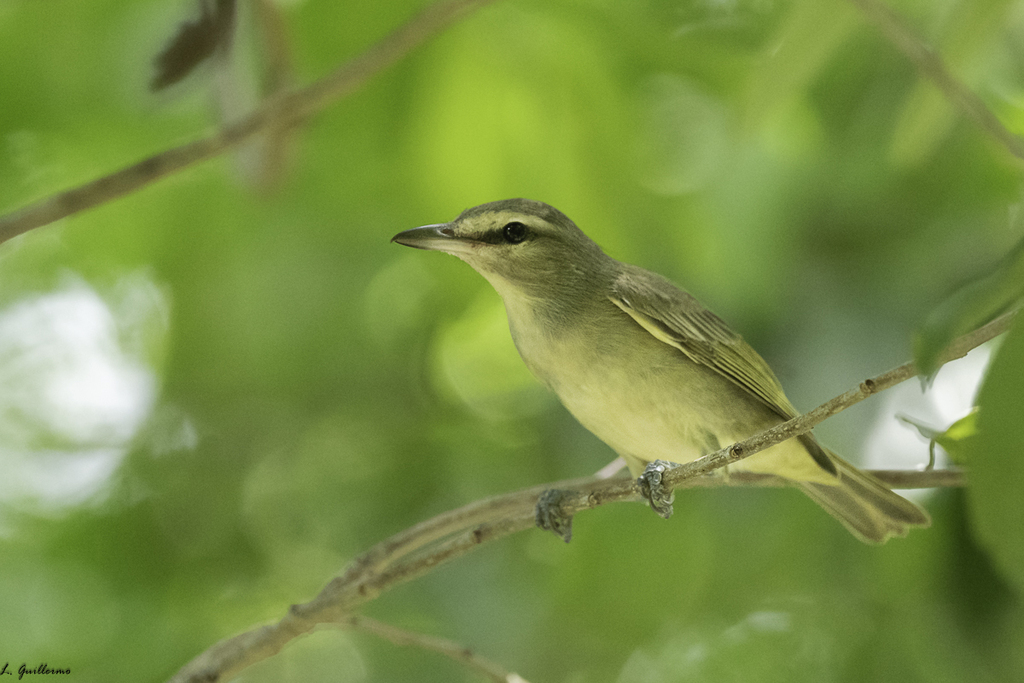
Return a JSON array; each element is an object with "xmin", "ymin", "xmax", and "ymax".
[
  {"xmin": 638, "ymin": 459, "xmax": 678, "ymax": 519},
  {"xmin": 535, "ymin": 489, "xmax": 573, "ymax": 543}
]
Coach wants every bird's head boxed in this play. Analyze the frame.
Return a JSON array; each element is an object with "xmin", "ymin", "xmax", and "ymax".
[{"xmin": 391, "ymin": 199, "xmax": 609, "ymax": 303}]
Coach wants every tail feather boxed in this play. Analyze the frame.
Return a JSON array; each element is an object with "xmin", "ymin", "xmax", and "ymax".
[{"xmin": 798, "ymin": 452, "xmax": 931, "ymax": 544}]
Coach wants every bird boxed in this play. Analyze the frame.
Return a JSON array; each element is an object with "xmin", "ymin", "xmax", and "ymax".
[{"xmin": 391, "ymin": 198, "xmax": 931, "ymax": 543}]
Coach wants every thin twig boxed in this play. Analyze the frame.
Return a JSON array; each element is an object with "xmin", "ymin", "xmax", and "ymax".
[
  {"xmin": 337, "ymin": 616, "xmax": 530, "ymax": 683},
  {"xmin": 0, "ymin": 0, "xmax": 496, "ymax": 245},
  {"xmin": 847, "ymin": 0, "xmax": 1024, "ymax": 160}
]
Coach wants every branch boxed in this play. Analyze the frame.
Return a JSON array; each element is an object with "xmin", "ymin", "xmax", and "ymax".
[
  {"xmin": 167, "ymin": 313, "xmax": 1008, "ymax": 682},
  {"xmin": 168, "ymin": 467, "xmax": 963, "ymax": 682},
  {"xmin": 338, "ymin": 616, "xmax": 530, "ymax": 683},
  {"xmin": 847, "ymin": 0, "xmax": 1024, "ymax": 160},
  {"xmin": 528, "ymin": 310, "xmax": 1010, "ymax": 514},
  {"xmin": 0, "ymin": 0, "xmax": 496, "ymax": 246},
  {"xmin": 657, "ymin": 309, "xmax": 1015, "ymax": 488}
]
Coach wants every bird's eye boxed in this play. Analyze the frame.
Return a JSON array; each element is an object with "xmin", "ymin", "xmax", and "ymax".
[{"xmin": 502, "ymin": 221, "xmax": 528, "ymax": 244}]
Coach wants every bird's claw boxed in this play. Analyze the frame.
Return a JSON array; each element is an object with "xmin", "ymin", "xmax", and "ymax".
[
  {"xmin": 535, "ymin": 489, "xmax": 573, "ymax": 542},
  {"xmin": 638, "ymin": 459, "xmax": 677, "ymax": 519}
]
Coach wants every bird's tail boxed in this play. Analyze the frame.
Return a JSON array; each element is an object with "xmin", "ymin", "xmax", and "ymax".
[{"xmin": 797, "ymin": 451, "xmax": 931, "ymax": 544}]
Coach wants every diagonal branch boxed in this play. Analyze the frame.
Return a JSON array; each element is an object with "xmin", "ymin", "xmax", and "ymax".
[
  {"xmin": 847, "ymin": 0, "xmax": 1024, "ymax": 160},
  {"xmin": 166, "ymin": 312, "xmax": 1009, "ymax": 683},
  {"xmin": 658, "ymin": 309, "xmax": 1014, "ymax": 487},
  {"xmin": 0, "ymin": 0, "xmax": 497, "ymax": 246}
]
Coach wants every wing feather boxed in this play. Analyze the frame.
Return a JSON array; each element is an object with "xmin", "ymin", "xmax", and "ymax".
[{"xmin": 609, "ymin": 267, "xmax": 798, "ymax": 421}]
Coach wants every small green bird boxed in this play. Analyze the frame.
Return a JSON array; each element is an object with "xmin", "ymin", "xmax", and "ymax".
[{"xmin": 392, "ymin": 199, "xmax": 930, "ymax": 543}]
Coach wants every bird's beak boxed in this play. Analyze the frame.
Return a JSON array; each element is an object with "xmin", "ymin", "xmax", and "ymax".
[{"xmin": 391, "ymin": 223, "xmax": 475, "ymax": 255}]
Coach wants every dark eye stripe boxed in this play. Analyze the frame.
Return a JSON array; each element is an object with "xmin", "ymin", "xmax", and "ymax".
[
  {"xmin": 463, "ymin": 219, "xmax": 534, "ymax": 245},
  {"xmin": 472, "ymin": 230, "xmax": 507, "ymax": 245}
]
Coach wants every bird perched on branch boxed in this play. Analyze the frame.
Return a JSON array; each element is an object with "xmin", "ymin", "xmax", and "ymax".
[{"xmin": 392, "ymin": 199, "xmax": 930, "ymax": 543}]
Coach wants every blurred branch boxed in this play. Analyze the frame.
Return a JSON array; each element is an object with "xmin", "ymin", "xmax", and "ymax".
[
  {"xmin": 166, "ymin": 314, "xmax": 1006, "ymax": 683},
  {"xmin": 0, "ymin": 0, "xmax": 496, "ymax": 246},
  {"xmin": 237, "ymin": 0, "xmax": 296, "ymax": 189},
  {"xmin": 337, "ymin": 616, "xmax": 530, "ymax": 683},
  {"xmin": 847, "ymin": 0, "xmax": 1024, "ymax": 160}
]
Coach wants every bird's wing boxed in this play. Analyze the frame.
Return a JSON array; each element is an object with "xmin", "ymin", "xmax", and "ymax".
[{"xmin": 609, "ymin": 268, "xmax": 799, "ymax": 421}]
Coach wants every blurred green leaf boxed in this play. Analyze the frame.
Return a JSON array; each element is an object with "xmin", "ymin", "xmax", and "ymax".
[
  {"xmin": 966, "ymin": 318, "xmax": 1024, "ymax": 595},
  {"xmin": 915, "ymin": 236, "xmax": 1024, "ymax": 377},
  {"xmin": 938, "ymin": 408, "xmax": 980, "ymax": 464}
]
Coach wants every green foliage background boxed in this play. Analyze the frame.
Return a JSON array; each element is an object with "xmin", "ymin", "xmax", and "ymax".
[{"xmin": 1, "ymin": 0, "xmax": 1023, "ymax": 681}]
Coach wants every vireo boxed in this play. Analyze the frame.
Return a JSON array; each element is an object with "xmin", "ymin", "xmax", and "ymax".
[{"xmin": 392, "ymin": 199, "xmax": 930, "ymax": 543}]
